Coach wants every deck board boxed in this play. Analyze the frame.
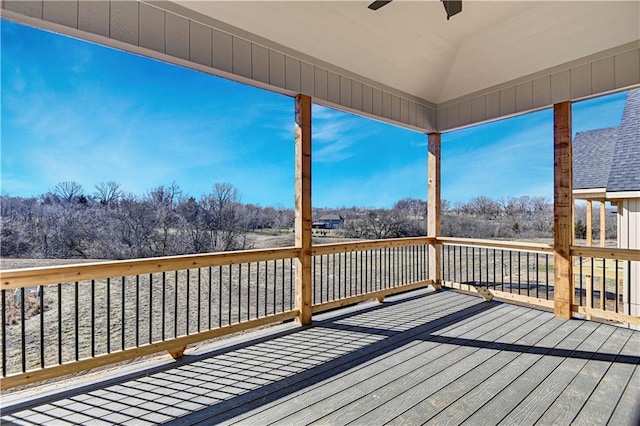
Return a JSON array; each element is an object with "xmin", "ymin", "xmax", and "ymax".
[{"xmin": 2, "ymin": 288, "xmax": 639, "ymax": 426}]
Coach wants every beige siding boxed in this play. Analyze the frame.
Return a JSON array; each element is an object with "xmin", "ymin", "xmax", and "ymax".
[
  {"xmin": 619, "ymin": 199, "xmax": 640, "ymax": 323},
  {"xmin": 139, "ymin": 3, "xmax": 165, "ymax": 53},
  {"xmin": 43, "ymin": 1, "xmax": 77, "ymax": 28},
  {"xmin": 437, "ymin": 46, "xmax": 640, "ymax": 131},
  {"xmin": 232, "ymin": 37, "xmax": 252, "ymax": 79},
  {"xmin": 77, "ymin": 1, "xmax": 109, "ymax": 38},
  {"xmin": 165, "ymin": 13, "xmax": 189, "ymax": 61}
]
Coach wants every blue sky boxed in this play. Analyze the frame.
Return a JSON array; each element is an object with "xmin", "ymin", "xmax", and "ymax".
[{"xmin": 0, "ymin": 19, "xmax": 627, "ymax": 208}]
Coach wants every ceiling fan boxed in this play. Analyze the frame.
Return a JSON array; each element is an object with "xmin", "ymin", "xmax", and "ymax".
[{"xmin": 368, "ymin": 0, "xmax": 462, "ymax": 20}]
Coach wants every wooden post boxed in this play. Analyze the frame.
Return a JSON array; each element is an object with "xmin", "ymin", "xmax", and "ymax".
[
  {"xmin": 428, "ymin": 132, "xmax": 442, "ymax": 290},
  {"xmin": 553, "ymin": 101, "xmax": 574, "ymax": 319},
  {"xmin": 295, "ymin": 94, "xmax": 312, "ymax": 325},
  {"xmin": 586, "ymin": 200, "xmax": 593, "ymax": 246},
  {"xmin": 600, "ymin": 200, "xmax": 606, "ymax": 247}
]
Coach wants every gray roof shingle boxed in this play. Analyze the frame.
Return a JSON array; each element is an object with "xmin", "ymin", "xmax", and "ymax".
[
  {"xmin": 573, "ymin": 127, "xmax": 617, "ymax": 189},
  {"xmin": 606, "ymin": 89, "xmax": 640, "ymax": 192},
  {"xmin": 572, "ymin": 88, "xmax": 640, "ymax": 193}
]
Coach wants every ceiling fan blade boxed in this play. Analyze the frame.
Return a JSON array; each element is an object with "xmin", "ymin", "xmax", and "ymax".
[
  {"xmin": 442, "ymin": 0, "xmax": 462, "ymax": 20},
  {"xmin": 368, "ymin": 1, "xmax": 392, "ymax": 11}
]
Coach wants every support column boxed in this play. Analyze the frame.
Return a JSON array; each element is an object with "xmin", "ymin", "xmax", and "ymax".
[
  {"xmin": 428, "ymin": 132, "xmax": 442, "ymax": 290},
  {"xmin": 554, "ymin": 101, "xmax": 574, "ymax": 319},
  {"xmin": 295, "ymin": 94, "xmax": 312, "ymax": 325},
  {"xmin": 600, "ymin": 200, "xmax": 606, "ymax": 247},
  {"xmin": 586, "ymin": 200, "xmax": 593, "ymax": 246}
]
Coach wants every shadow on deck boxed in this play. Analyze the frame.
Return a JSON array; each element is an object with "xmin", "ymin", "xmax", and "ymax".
[{"xmin": 2, "ymin": 289, "xmax": 639, "ymax": 425}]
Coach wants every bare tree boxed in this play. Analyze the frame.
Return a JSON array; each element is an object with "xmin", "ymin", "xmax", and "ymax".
[
  {"xmin": 94, "ymin": 181, "xmax": 122, "ymax": 206},
  {"xmin": 51, "ymin": 181, "xmax": 84, "ymax": 203}
]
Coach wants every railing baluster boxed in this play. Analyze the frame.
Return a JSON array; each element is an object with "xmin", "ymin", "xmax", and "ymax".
[
  {"xmin": 162, "ymin": 272, "xmax": 166, "ymax": 340},
  {"xmin": 135, "ymin": 275, "xmax": 140, "ymax": 347},
  {"xmin": 219, "ymin": 266, "xmax": 223, "ymax": 327},
  {"xmin": 122, "ymin": 276, "xmax": 126, "ymax": 349},
  {"xmin": 239, "ymin": 263, "xmax": 242, "ymax": 322},
  {"xmin": 198, "ymin": 268, "xmax": 202, "ymax": 332},
  {"xmin": 149, "ymin": 274, "xmax": 153, "ymax": 344},
  {"xmin": 58, "ymin": 283, "xmax": 62, "ymax": 365},
  {"xmin": 545, "ymin": 254, "xmax": 549, "ymax": 300},
  {"xmin": 174, "ymin": 271, "xmax": 179, "ymax": 338},
  {"xmin": 229, "ymin": 265, "xmax": 233, "ymax": 325},
  {"xmin": 73, "ymin": 282, "xmax": 78, "ymax": 362},
  {"xmin": 107, "ymin": 278, "xmax": 111, "ymax": 353},
  {"xmin": 615, "ymin": 259, "xmax": 619, "ymax": 313},
  {"xmin": 39, "ymin": 286, "xmax": 44, "ymax": 369},
  {"xmin": 91, "ymin": 280, "xmax": 95, "ymax": 357},
  {"xmin": 2, "ymin": 290, "xmax": 6, "ymax": 376}
]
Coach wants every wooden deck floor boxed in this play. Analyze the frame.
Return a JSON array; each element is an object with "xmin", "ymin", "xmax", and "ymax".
[{"xmin": 2, "ymin": 289, "xmax": 639, "ymax": 425}]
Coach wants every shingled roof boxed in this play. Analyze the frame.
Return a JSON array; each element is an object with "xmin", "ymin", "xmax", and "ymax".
[{"xmin": 573, "ymin": 89, "xmax": 640, "ymax": 194}]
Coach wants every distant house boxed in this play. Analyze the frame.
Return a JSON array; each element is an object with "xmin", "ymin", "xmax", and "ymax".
[
  {"xmin": 573, "ymin": 88, "xmax": 640, "ymax": 323},
  {"xmin": 313, "ymin": 213, "xmax": 344, "ymax": 230}
]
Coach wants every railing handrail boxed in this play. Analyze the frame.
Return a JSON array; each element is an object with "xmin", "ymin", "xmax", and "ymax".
[
  {"xmin": 437, "ymin": 237, "xmax": 554, "ymax": 253},
  {"xmin": 570, "ymin": 245, "xmax": 640, "ymax": 262},
  {"xmin": 0, "ymin": 247, "xmax": 301, "ymax": 290},
  {"xmin": 311, "ymin": 236, "xmax": 434, "ymax": 256}
]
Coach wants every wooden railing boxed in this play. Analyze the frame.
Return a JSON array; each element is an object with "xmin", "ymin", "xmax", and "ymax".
[
  {"xmin": 311, "ymin": 237, "xmax": 434, "ymax": 313},
  {"xmin": 0, "ymin": 237, "xmax": 435, "ymax": 390},
  {"xmin": 2, "ymin": 236, "xmax": 637, "ymax": 390},
  {"xmin": 439, "ymin": 238, "xmax": 555, "ymax": 309},
  {"xmin": 0, "ymin": 247, "xmax": 300, "ymax": 389},
  {"xmin": 570, "ymin": 245, "xmax": 640, "ymax": 325},
  {"xmin": 438, "ymin": 238, "xmax": 640, "ymax": 326}
]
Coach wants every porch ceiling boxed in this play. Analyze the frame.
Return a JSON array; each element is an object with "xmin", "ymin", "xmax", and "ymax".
[{"xmin": 177, "ymin": 1, "xmax": 639, "ymax": 105}]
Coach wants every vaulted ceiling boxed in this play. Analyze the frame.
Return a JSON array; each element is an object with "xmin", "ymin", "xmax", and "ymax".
[{"xmin": 177, "ymin": 1, "xmax": 640, "ymax": 105}]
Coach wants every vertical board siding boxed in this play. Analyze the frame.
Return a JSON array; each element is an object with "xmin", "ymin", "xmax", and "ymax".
[
  {"xmin": 339, "ymin": 76, "xmax": 351, "ymax": 108},
  {"xmin": 416, "ymin": 104, "xmax": 425, "ymax": 128},
  {"xmin": 391, "ymin": 95, "xmax": 401, "ymax": 121},
  {"xmin": 232, "ymin": 37, "xmax": 252, "ymax": 79},
  {"xmin": 362, "ymin": 85, "xmax": 373, "ymax": 114},
  {"xmin": 486, "ymin": 92, "xmax": 501, "ymax": 120},
  {"xmin": 327, "ymin": 72, "xmax": 340, "ymax": 104},
  {"xmin": 372, "ymin": 88, "xmax": 383, "ymax": 116},
  {"xmin": 383, "ymin": 92, "xmax": 392, "ymax": 119},
  {"xmin": 351, "ymin": 81, "xmax": 363, "ymax": 111},
  {"xmin": 500, "ymin": 87, "xmax": 516, "ymax": 116},
  {"xmin": 591, "ymin": 57, "xmax": 615, "ymax": 94},
  {"xmin": 285, "ymin": 56, "xmax": 301, "ymax": 92},
  {"xmin": 532, "ymin": 75, "xmax": 552, "ymax": 109},
  {"xmin": 471, "ymin": 97, "xmax": 486, "ymax": 123},
  {"xmin": 251, "ymin": 44, "xmax": 269, "ymax": 84},
  {"xmin": 300, "ymin": 62, "xmax": 314, "ymax": 96},
  {"xmin": 615, "ymin": 50, "xmax": 640, "ymax": 89},
  {"xmin": 165, "ymin": 13, "xmax": 189, "ymax": 61},
  {"xmin": 212, "ymin": 29, "xmax": 233, "ymax": 73},
  {"xmin": 190, "ymin": 21, "xmax": 212, "ymax": 67},
  {"xmin": 43, "ymin": 1, "xmax": 77, "ymax": 28},
  {"xmin": 2, "ymin": 0, "xmax": 436, "ymax": 131},
  {"xmin": 4, "ymin": 0, "xmax": 42, "ymax": 19},
  {"xmin": 515, "ymin": 82, "xmax": 533, "ymax": 112},
  {"xmin": 435, "ymin": 47, "xmax": 639, "ymax": 131},
  {"xmin": 570, "ymin": 63, "xmax": 592, "ymax": 99},
  {"xmin": 268, "ymin": 50, "xmax": 285, "ymax": 88},
  {"xmin": 314, "ymin": 67, "xmax": 328, "ymax": 100},
  {"xmin": 550, "ymin": 70, "xmax": 571, "ymax": 104},
  {"xmin": 110, "ymin": 1, "xmax": 138, "ymax": 45},
  {"xmin": 78, "ymin": 1, "xmax": 109, "ymax": 37},
  {"xmin": 400, "ymin": 98, "xmax": 409, "ymax": 124},
  {"xmin": 139, "ymin": 3, "xmax": 165, "ymax": 53},
  {"xmin": 457, "ymin": 100, "xmax": 471, "ymax": 126},
  {"xmin": 408, "ymin": 101, "xmax": 417, "ymax": 127}
]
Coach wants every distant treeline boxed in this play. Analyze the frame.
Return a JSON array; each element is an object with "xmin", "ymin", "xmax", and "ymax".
[{"xmin": 1, "ymin": 181, "xmax": 614, "ymax": 260}]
